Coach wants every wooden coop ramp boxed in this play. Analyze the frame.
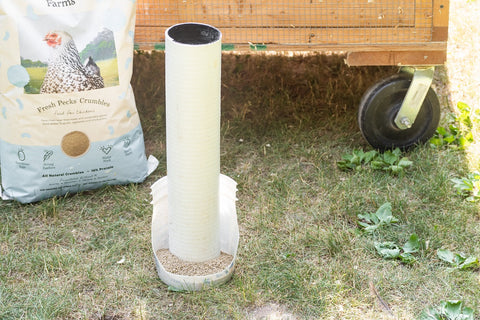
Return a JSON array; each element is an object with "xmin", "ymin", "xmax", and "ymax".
[{"xmin": 134, "ymin": 0, "xmax": 449, "ymax": 66}]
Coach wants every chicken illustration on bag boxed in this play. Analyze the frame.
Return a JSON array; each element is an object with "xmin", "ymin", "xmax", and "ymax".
[{"xmin": 40, "ymin": 31, "xmax": 105, "ymax": 94}]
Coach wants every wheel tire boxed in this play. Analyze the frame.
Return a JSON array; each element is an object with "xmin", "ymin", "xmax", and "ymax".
[{"xmin": 358, "ymin": 73, "xmax": 440, "ymax": 151}]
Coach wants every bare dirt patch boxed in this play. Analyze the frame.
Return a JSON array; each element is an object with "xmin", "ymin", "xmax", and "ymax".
[{"xmin": 248, "ymin": 303, "xmax": 298, "ymax": 320}]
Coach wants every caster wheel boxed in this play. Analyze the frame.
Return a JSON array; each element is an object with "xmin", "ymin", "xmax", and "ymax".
[{"xmin": 358, "ymin": 73, "xmax": 440, "ymax": 151}]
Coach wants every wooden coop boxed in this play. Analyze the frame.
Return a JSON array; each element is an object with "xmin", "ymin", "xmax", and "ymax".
[
  {"xmin": 133, "ymin": 0, "xmax": 450, "ymax": 149},
  {"xmin": 134, "ymin": 0, "xmax": 449, "ymax": 66}
]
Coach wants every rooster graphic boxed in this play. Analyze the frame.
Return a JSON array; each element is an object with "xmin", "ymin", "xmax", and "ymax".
[{"xmin": 40, "ymin": 31, "xmax": 105, "ymax": 94}]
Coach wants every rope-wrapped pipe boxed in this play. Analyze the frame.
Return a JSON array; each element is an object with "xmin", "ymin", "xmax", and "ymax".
[{"xmin": 165, "ymin": 23, "xmax": 222, "ymax": 262}]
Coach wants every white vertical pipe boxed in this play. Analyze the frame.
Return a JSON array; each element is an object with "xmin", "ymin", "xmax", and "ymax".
[{"xmin": 165, "ymin": 23, "xmax": 222, "ymax": 262}]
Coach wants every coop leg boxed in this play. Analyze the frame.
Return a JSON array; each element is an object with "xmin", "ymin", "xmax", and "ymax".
[{"xmin": 394, "ymin": 66, "xmax": 435, "ymax": 130}]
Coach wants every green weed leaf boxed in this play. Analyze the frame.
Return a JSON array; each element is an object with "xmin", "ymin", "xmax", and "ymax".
[
  {"xmin": 357, "ymin": 221, "xmax": 379, "ymax": 233},
  {"xmin": 376, "ymin": 203, "xmax": 398, "ymax": 223},
  {"xmin": 357, "ymin": 202, "xmax": 398, "ymax": 234},
  {"xmin": 444, "ymin": 135, "xmax": 457, "ymax": 144},
  {"xmin": 374, "ymin": 242, "xmax": 401, "ymax": 259},
  {"xmin": 460, "ymin": 256, "xmax": 480, "ymax": 270},
  {"xmin": 430, "ymin": 102, "xmax": 476, "ymax": 150},
  {"xmin": 382, "ymin": 151, "xmax": 398, "ymax": 165},
  {"xmin": 399, "ymin": 252, "xmax": 417, "ymax": 264},
  {"xmin": 374, "ymin": 234, "xmax": 420, "ymax": 264},
  {"xmin": 437, "ymin": 126, "xmax": 448, "ymax": 136},
  {"xmin": 429, "ymin": 137, "xmax": 443, "ymax": 147},
  {"xmin": 370, "ymin": 160, "xmax": 386, "ymax": 170},
  {"xmin": 451, "ymin": 172, "xmax": 480, "ymax": 202},
  {"xmin": 338, "ymin": 148, "xmax": 411, "ymax": 175},
  {"xmin": 398, "ymin": 158, "xmax": 413, "ymax": 168},
  {"xmin": 418, "ymin": 300, "xmax": 475, "ymax": 320},
  {"xmin": 363, "ymin": 150, "xmax": 378, "ymax": 163},
  {"xmin": 437, "ymin": 248, "xmax": 455, "ymax": 264},
  {"xmin": 437, "ymin": 249, "xmax": 479, "ymax": 270},
  {"xmin": 402, "ymin": 234, "xmax": 420, "ymax": 254}
]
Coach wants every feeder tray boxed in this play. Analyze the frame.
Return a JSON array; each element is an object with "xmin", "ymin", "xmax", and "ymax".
[{"xmin": 151, "ymin": 175, "xmax": 239, "ymax": 291}]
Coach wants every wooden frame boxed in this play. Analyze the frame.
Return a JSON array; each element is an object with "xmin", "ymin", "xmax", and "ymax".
[{"xmin": 134, "ymin": 0, "xmax": 449, "ymax": 66}]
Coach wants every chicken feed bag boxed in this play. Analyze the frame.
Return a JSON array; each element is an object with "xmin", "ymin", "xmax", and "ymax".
[{"xmin": 0, "ymin": 1, "xmax": 153, "ymax": 203}]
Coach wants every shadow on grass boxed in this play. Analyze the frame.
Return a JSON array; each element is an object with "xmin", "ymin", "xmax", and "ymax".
[{"xmin": 132, "ymin": 51, "xmax": 398, "ymax": 149}]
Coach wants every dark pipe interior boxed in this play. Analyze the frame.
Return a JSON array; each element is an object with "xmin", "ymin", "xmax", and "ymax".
[{"xmin": 168, "ymin": 23, "xmax": 221, "ymax": 45}]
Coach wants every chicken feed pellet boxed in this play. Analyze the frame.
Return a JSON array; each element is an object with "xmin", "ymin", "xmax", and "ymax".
[{"xmin": 61, "ymin": 131, "xmax": 90, "ymax": 158}]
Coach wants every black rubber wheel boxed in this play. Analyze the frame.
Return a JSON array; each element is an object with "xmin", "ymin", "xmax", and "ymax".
[{"xmin": 358, "ymin": 73, "xmax": 440, "ymax": 151}]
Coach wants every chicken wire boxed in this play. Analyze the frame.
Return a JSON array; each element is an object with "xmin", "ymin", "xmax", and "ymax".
[{"xmin": 135, "ymin": 0, "xmax": 434, "ymax": 49}]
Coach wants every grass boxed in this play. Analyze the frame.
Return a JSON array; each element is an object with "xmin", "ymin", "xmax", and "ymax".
[
  {"xmin": 2, "ymin": 1, "xmax": 480, "ymax": 319},
  {"xmin": 97, "ymin": 58, "xmax": 120, "ymax": 87},
  {"xmin": 24, "ymin": 57, "xmax": 119, "ymax": 94},
  {"xmin": 24, "ymin": 67, "xmax": 47, "ymax": 94}
]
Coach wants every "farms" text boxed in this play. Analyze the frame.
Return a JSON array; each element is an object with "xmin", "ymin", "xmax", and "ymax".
[{"xmin": 46, "ymin": 0, "xmax": 76, "ymax": 8}]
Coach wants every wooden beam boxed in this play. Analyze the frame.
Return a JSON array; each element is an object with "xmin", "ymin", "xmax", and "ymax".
[
  {"xmin": 432, "ymin": 0, "xmax": 450, "ymax": 41},
  {"xmin": 172, "ymin": 0, "xmax": 415, "ymax": 28},
  {"xmin": 135, "ymin": 26, "xmax": 432, "ymax": 45},
  {"xmin": 346, "ymin": 50, "xmax": 447, "ymax": 66}
]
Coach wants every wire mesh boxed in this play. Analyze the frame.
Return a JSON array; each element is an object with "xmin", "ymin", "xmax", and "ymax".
[{"xmin": 135, "ymin": 0, "xmax": 434, "ymax": 49}]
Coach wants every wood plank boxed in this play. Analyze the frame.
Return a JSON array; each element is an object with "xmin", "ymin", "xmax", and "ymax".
[
  {"xmin": 135, "ymin": 40, "xmax": 445, "ymax": 52},
  {"xmin": 136, "ymin": 0, "xmax": 180, "ymax": 27},
  {"xmin": 432, "ymin": 0, "xmax": 450, "ymax": 41},
  {"xmin": 135, "ymin": 25, "xmax": 432, "ymax": 46},
  {"xmin": 136, "ymin": 0, "xmax": 415, "ymax": 28},
  {"xmin": 433, "ymin": 0, "xmax": 450, "ymax": 27},
  {"xmin": 346, "ymin": 50, "xmax": 447, "ymax": 66},
  {"xmin": 134, "ymin": 1, "xmax": 436, "ymax": 45},
  {"xmin": 414, "ymin": 0, "xmax": 434, "ymax": 33}
]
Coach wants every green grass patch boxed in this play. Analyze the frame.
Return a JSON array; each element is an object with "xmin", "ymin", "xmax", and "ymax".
[
  {"xmin": 96, "ymin": 57, "xmax": 119, "ymax": 88},
  {"xmin": 24, "ymin": 57, "xmax": 119, "ymax": 94},
  {"xmin": 24, "ymin": 67, "xmax": 47, "ymax": 94}
]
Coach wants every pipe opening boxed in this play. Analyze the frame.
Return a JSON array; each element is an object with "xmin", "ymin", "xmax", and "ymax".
[{"xmin": 167, "ymin": 23, "xmax": 221, "ymax": 45}]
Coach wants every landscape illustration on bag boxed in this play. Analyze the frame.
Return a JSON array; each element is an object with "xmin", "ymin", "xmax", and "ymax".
[{"xmin": 18, "ymin": 13, "xmax": 120, "ymax": 94}]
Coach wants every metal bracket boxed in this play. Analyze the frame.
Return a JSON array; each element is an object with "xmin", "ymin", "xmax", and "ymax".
[{"xmin": 394, "ymin": 67, "xmax": 435, "ymax": 130}]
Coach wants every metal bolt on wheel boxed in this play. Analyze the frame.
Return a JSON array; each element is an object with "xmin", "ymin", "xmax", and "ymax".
[{"xmin": 358, "ymin": 73, "xmax": 440, "ymax": 151}]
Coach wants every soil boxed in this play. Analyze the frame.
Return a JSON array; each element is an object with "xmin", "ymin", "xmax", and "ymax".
[{"xmin": 156, "ymin": 249, "xmax": 233, "ymax": 276}]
